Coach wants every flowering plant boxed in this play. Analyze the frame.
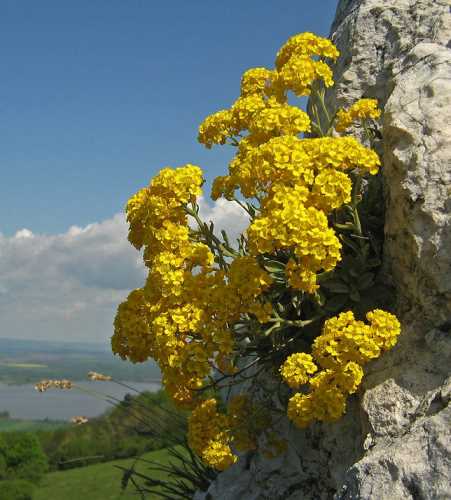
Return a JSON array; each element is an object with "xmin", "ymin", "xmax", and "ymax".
[{"xmin": 112, "ymin": 32, "xmax": 401, "ymax": 471}]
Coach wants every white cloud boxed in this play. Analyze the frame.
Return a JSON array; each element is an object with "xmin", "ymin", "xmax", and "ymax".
[
  {"xmin": 195, "ymin": 196, "xmax": 249, "ymax": 245},
  {"xmin": 0, "ymin": 200, "xmax": 249, "ymax": 343},
  {"xmin": 14, "ymin": 228, "xmax": 34, "ymax": 239},
  {"xmin": 0, "ymin": 214, "xmax": 144, "ymax": 344}
]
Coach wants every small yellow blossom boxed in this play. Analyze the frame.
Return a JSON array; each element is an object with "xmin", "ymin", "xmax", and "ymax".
[
  {"xmin": 275, "ymin": 32, "xmax": 340, "ymax": 71},
  {"xmin": 280, "ymin": 353, "xmax": 318, "ymax": 389},
  {"xmin": 188, "ymin": 398, "xmax": 236, "ymax": 470},
  {"xmin": 240, "ymin": 67, "xmax": 274, "ymax": 97},
  {"xmin": 335, "ymin": 98, "xmax": 381, "ymax": 133}
]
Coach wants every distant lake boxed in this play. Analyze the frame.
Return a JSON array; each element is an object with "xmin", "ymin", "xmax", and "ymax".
[{"xmin": 0, "ymin": 381, "xmax": 160, "ymax": 420}]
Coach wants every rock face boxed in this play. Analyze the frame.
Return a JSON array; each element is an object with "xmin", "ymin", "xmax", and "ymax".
[{"xmin": 195, "ymin": 1, "xmax": 451, "ymax": 498}]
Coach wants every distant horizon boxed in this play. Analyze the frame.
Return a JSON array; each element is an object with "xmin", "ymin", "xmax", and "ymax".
[{"xmin": 0, "ymin": 336, "xmax": 109, "ymax": 348}]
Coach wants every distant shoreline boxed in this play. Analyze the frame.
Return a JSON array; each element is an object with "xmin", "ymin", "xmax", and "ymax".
[
  {"xmin": 0, "ymin": 380, "xmax": 161, "ymax": 420},
  {"xmin": 0, "ymin": 379, "xmax": 162, "ymax": 387}
]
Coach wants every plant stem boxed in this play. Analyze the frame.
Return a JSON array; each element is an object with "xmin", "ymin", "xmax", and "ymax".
[{"xmin": 351, "ymin": 175, "xmax": 363, "ymax": 237}]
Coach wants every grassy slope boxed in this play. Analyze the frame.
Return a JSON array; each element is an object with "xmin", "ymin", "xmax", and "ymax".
[{"xmin": 34, "ymin": 448, "xmax": 176, "ymax": 500}]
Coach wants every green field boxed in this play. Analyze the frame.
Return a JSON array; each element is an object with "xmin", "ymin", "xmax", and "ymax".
[{"xmin": 34, "ymin": 448, "xmax": 177, "ymax": 500}]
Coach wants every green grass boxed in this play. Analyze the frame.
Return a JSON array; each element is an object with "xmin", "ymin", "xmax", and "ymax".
[{"xmin": 34, "ymin": 447, "xmax": 178, "ymax": 500}]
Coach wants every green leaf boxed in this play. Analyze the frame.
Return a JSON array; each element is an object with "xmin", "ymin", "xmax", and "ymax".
[
  {"xmin": 262, "ymin": 259, "xmax": 286, "ymax": 274},
  {"xmin": 357, "ymin": 272, "xmax": 375, "ymax": 290},
  {"xmin": 349, "ymin": 267, "xmax": 361, "ymax": 278},
  {"xmin": 339, "ymin": 272, "xmax": 352, "ymax": 284},
  {"xmin": 325, "ymin": 295, "xmax": 349, "ymax": 312},
  {"xmin": 339, "ymin": 234, "xmax": 361, "ymax": 254},
  {"xmin": 366, "ymin": 258, "xmax": 381, "ymax": 268},
  {"xmin": 263, "ymin": 323, "xmax": 282, "ymax": 337},
  {"xmin": 349, "ymin": 288, "xmax": 361, "ymax": 302},
  {"xmin": 317, "ymin": 270, "xmax": 335, "ymax": 283},
  {"xmin": 314, "ymin": 290, "xmax": 326, "ymax": 307},
  {"xmin": 334, "ymin": 222, "xmax": 355, "ymax": 231},
  {"xmin": 221, "ymin": 229, "xmax": 230, "ymax": 246}
]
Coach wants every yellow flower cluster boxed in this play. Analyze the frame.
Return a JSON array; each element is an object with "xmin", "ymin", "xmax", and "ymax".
[
  {"xmin": 312, "ymin": 309, "xmax": 400, "ymax": 368},
  {"xmin": 280, "ymin": 353, "xmax": 318, "ymax": 389},
  {"xmin": 113, "ymin": 31, "xmax": 397, "ymax": 472},
  {"xmin": 285, "ymin": 259, "xmax": 320, "ymax": 294},
  {"xmin": 275, "ymin": 32, "xmax": 340, "ymax": 70},
  {"xmin": 335, "ymin": 98, "xmax": 382, "ymax": 133},
  {"xmin": 113, "ymin": 166, "xmax": 214, "ymax": 405},
  {"xmin": 211, "ymin": 133, "xmax": 380, "ymax": 293},
  {"xmin": 126, "ymin": 164, "xmax": 203, "ymax": 254},
  {"xmin": 284, "ymin": 309, "xmax": 401, "ymax": 428},
  {"xmin": 188, "ymin": 399, "xmax": 236, "ymax": 471},
  {"xmin": 225, "ymin": 135, "xmax": 379, "ymax": 200},
  {"xmin": 240, "ymin": 67, "xmax": 274, "ymax": 97},
  {"xmin": 275, "ymin": 32, "xmax": 340, "ymax": 97},
  {"xmin": 227, "ymin": 256, "xmax": 274, "ymax": 323},
  {"xmin": 276, "ymin": 57, "xmax": 334, "ymax": 97},
  {"xmin": 248, "ymin": 98, "xmax": 311, "ymax": 137},
  {"xmin": 198, "ymin": 33, "xmax": 338, "ymax": 150},
  {"xmin": 188, "ymin": 394, "xmax": 279, "ymax": 469},
  {"xmin": 247, "ymin": 189, "xmax": 342, "ymax": 288},
  {"xmin": 197, "ymin": 109, "xmax": 237, "ymax": 149},
  {"xmin": 199, "ymin": 95, "xmax": 311, "ymax": 151},
  {"xmin": 113, "ymin": 164, "xmax": 275, "ymax": 406}
]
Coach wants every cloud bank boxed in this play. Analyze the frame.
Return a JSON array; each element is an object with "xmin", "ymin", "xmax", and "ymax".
[{"xmin": 0, "ymin": 199, "xmax": 248, "ymax": 343}]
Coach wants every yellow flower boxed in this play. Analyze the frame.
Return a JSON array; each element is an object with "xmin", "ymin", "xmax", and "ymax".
[
  {"xmin": 280, "ymin": 353, "xmax": 318, "ymax": 389},
  {"xmin": 275, "ymin": 32, "xmax": 339, "ymax": 71},
  {"xmin": 247, "ymin": 191, "xmax": 342, "ymax": 279},
  {"xmin": 366, "ymin": 309, "xmax": 401, "ymax": 350},
  {"xmin": 198, "ymin": 109, "xmax": 238, "ymax": 148},
  {"xmin": 248, "ymin": 98, "xmax": 311, "ymax": 136},
  {"xmin": 227, "ymin": 256, "xmax": 272, "ymax": 300},
  {"xmin": 277, "ymin": 55, "xmax": 335, "ymax": 96},
  {"xmin": 114, "ymin": 31, "xmax": 401, "ymax": 453},
  {"xmin": 125, "ymin": 164, "xmax": 203, "ymax": 252},
  {"xmin": 240, "ymin": 67, "xmax": 274, "ymax": 97},
  {"xmin": 285, "ymin": 259, "xmax": 319, "ymax": 294},
  {"xmin": 287, "ymin": 393, "xmax": 315, "ymax": 428},
  {"xmin": 335, "ymin": 98, "xmax": 381, "ymax": 133},
  {"xmin": 188, "ymin": 398, "xmax": 236, "ymax": 470}
]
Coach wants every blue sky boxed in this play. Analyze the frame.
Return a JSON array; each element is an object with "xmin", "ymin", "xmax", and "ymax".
[
  {"xmin": 1, "ymin": 0, "xmax": 338, "ymax": 236},
  {"xmin": 0, "ymin": 1, "xmax": 339, "ymax": 342}
]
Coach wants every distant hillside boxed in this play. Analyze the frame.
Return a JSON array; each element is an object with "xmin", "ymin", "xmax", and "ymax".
[
  {"xmin": 0, "ymin": 337, "xmax": 108, "ymax": 354},
  {"xmin": 0, "ymin": 337, "xmax": 160, "ymax": 384},
  {"xmin": 36, "ymin": 390, "xmax": 185, "ymax": 470}
]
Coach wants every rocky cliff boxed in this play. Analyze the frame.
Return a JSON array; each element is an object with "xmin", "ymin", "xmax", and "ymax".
[{"xmin": 195, "ymin": 1, "xmax": 451, "ymax": 498}]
